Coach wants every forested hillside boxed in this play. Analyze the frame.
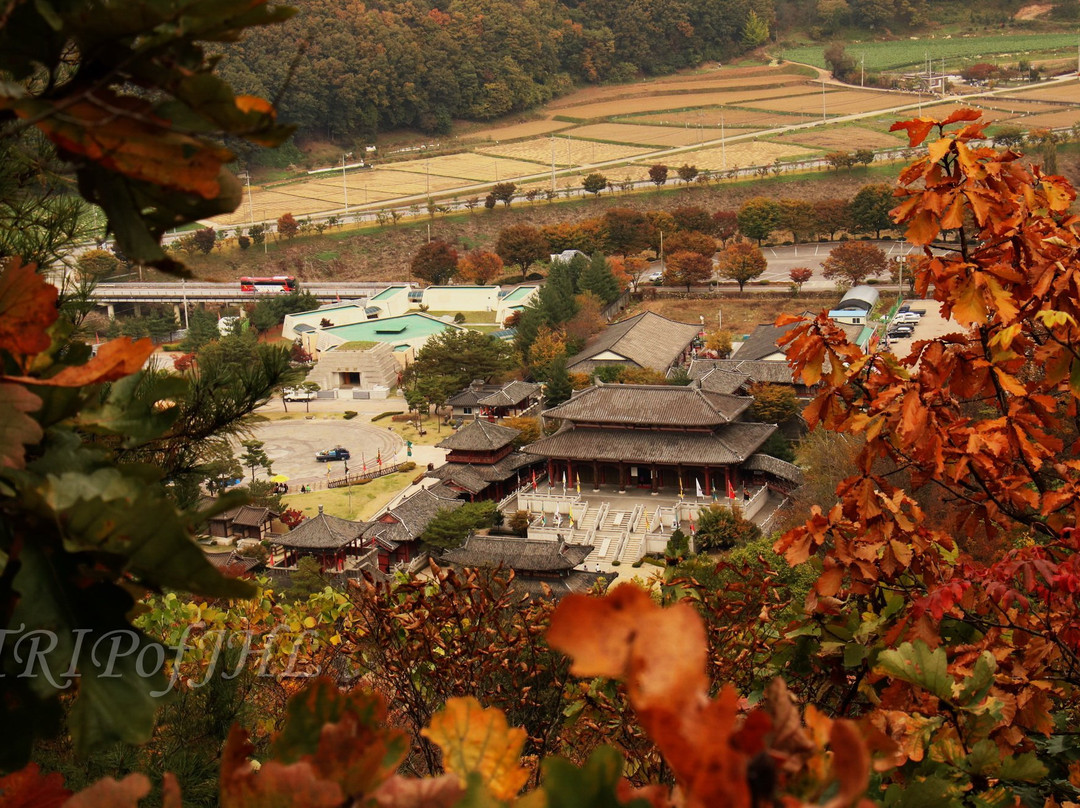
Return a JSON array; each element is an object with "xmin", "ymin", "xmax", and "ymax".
[{"xmin": 219, "ymin": 0, "xmax": 776, "ymax": 138}]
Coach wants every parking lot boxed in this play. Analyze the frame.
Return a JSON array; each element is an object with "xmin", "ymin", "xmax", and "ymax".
[{"xmin": 880, "ymin": 298, "xmax": 960, "ymax": 355}]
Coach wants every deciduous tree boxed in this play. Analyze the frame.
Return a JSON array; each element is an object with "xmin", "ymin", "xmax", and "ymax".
[
  {"xmin": 737, "ymin": 197, "xmax": 782, "ymax": 244},
  {"xmin": 848, "ymin": 182, "xmax": 894, "ymax": 237},
  {"xmin": 716, "ymin": 241, "xmax": 766, "ymax": 291},
  {"xmin": 821, "ymin": 241, "xmax": 887, "ymax": 286},
  {"xmin": 789, "ymin": 266, "xmax": 813, "ymax": 294},
  {"xmin": 490, "ymin": 182, "xmax": 518, "ymax": 207},
  {"xmin": 457, "ymin": 249, "xmax": 504, "ymax": 284},
  {"xmin": 495, "ymin": 225, "xmax": 549, "ymax": 274},
  {"xmin": 648, "ymin": 164, "xmax": 669, "ymax": 186},
  {"xmin": 277, "ymin": 212, "xmax": 299, "ymax": 239},
  {"xmin": 676, "ymin": 164, "xmax": 698, "ymax": 183},
  {"xmin": 664, "ymin": 250, "xmax": 713, "ymax": 291},
  {"xmin": 582, "ymin": 173, "xmax": 608, "ymax": 196},
  {"xmin": 411, "ymin": 239, "xmax": 459, "ymax": 285}
]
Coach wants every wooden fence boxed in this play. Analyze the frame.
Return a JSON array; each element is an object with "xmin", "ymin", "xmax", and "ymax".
[{"xmin": 327, "ymin": 462, "xmax": 406, "ymax": 489}]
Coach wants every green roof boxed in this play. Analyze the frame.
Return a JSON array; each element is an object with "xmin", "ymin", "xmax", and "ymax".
[
  {"xmin": 371, "ymin": 285, "xmax": 410, "ymax": 301},
  {"xmin": 324, "ymin": 314, "xmax": 460, "ymax": 344},
  {"xmin": 503, "ymin": 286, "xmax": 538, "ymax": 302}
]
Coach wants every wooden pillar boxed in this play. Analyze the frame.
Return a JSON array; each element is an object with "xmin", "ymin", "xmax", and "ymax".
[
  {"xmin": 566, "ymin": 460, "xmax": 573, "ymax": 488},
  {"xmin": 651, "ymin": 464, "xmax": 659, "ymax": 495},
  {"xmin": 704, "ymin": 466, "xmax": 711, "ymax": 496},
  {"xmin": 592, "ymin": 461, "xmax": 600, "ymax": 492},
  {"xmin": 547, "ymin": 459, "xmax": 555, "ymax": 481},
  {"xmin": 619, "ymin": 464, "xmax": 628, "ymax": 493}
]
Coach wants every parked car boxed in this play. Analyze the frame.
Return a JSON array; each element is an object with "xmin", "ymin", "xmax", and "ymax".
[
  {"xmin": 316, "ymin": 446, "xmax": 350, "ymax": 462},
  {"xmin": 894, "ymin": 312, "xmax": 921, "ymax": 323},
  {"xmin": 283, "ymin": 386, "xmax": 317, "ymax": 401}
]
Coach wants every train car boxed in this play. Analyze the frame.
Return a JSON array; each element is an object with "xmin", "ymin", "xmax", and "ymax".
[{"xmin": 239, "ymin": 276, "xmax": 298, "ymax": 293}]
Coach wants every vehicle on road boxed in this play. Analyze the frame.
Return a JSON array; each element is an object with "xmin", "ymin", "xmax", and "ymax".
[
  {"xmin": 283, "ymin": 386, "xmax": 317, "ymax": 401},
  {"xmin": 240, "ymin": 275, "xmax": 298, "ymax": 293},
  {"xmin": 316, "ymin": 447, "xmax": 351, "ymax": 462}
]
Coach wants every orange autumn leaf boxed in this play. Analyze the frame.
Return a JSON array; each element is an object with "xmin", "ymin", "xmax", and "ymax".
[
  {"xmin": 0, "ymin": 261, "xmax": 58, "ymax": 358},
  {"xmin": 220, "ymin": 725, "xmax": 343, "ymax": 808},
  {"xmin": 890, "ymin": 118, "xmax": 936, "ymax": 147},
  {"xmin": 235, "ymin": 95, "xmax": 275, "ymax": 116},
  {"xmin": 421, "ymin": 697, "xmax": 530, "ymax": 801},
  {"xmin": 824, "ymin": 720, "xmax": 870, "ymax": 808},
  {"xmin": 0, "ymin": 763, "xmax": 70, "ymax": 808},
  {"xmin": 9, "ymin": 338, "xmax": 154, "ymax": 387},
  {"xmin": 63, "ymin": 774, "xmax": 151, "ymax": 808}
]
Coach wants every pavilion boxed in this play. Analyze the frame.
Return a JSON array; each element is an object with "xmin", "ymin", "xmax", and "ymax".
[
  {"xmin": 524, "ymin": 382, "xmax": 776, "ymax": 497},
  {"xmin": 427, "ymin": 418, "xmax": 540, "ymax": 501}
]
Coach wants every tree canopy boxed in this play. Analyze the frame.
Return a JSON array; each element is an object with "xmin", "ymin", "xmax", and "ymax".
[{"xmin": 402, "ymin": 329, "xmax": 515, "ymax": 393}]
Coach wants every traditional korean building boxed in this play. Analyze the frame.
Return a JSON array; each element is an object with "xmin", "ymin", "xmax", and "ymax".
[
  {"xmin": 271, "ymin": 506, "xmax": 369, "ymax": 571},
  {"xmin": 207, "ymin": 505, "xmax": 279, "ymax": 542},
  {"xmin": 447, "ymin": 379, "xmax": 543, "ymax": 421},
  {"xmin": 427, "ymin": 419, "xmax": 539, "ymax": 501},
  {"xmin": 438, "ymin": 534, "xmax": 613, "ymax": 598},
  {"xmin": 362, "ymin": 482, "xmax": 463, "ymax": 572},
  {"xmin": 523, "ymin": 382, "xmax": 778, "ymax": 496},
  {"xmin": 566, "ymin": 311, "xmax": 701, "ymax": 376}
]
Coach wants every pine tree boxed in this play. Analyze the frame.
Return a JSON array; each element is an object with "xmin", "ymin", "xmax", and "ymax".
[
  {"xmin": 579, "ymin": 253, "xmax": 621, "ymax": 304},
  {"xmin": 544, "ymin": 356, "xmax": 573, "ymax": 406}
]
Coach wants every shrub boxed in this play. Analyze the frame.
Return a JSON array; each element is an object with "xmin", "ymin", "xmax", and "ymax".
[
  {"xmin": 453, "ymin": 312, "xmax": 466, "ymax": 324},
  {"xmin": 398, "ymin": 461, "xmax": 417, "ymax": 472},
  {"xmin": 391, "ymin": 413, "xmax": 413, "ymax": 422},
  {"xmin": 343, "ymin": 411, "xmax": 358, "ymax": 420},
  {"xmin": 611, "ymin": 560, "xmax": 621, "ymax": 566},
  {"xmin": 373, "ymin": 411, "xmax": 405, "ymax": 421}
]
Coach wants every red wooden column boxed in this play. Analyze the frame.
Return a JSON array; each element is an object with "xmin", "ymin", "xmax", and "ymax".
[
  {"xmin": 619, "ymin": 464, "xmax": 628, "ymax": 493},
  {"xmin": 547, "ymin": 459, "xmax": 555, "ymax": 481},
  {"xmin": 592, "ymin": 461, "xmax": 600, "ymax": 491},
  {"xmin": 704, "ymin": 466, "xmax": 712, "ymax": 496}
]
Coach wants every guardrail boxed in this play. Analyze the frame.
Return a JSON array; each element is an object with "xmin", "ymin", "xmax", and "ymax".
[{"xmin": 327, "ymin": 462, "xmax": 405, "ymax": 489}]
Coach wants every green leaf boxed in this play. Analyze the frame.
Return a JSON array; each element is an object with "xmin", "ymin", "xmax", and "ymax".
[
  {"xmin": 960, "ymin": 739, "xmax": 1000, "ymax": 777},
  {"xmin": 542, "ymin": 747, "xmax": 650, "ymax": 808},
  {"xmin": 876, "ymin": 640, "xmax": 953, "ymax": 701},
  {"xmin": 76, "ymin": 372, "xmax": 186, "ymax": 445},
  {"xmin": 998, "ymin": 751, "xmax": 1048, "ymax": 782},
  {"xmin": 843, "ymin": 642, "xmax": 867, "ymax": 668}
]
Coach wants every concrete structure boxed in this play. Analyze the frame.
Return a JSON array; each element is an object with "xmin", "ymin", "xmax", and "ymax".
[
  {"xmin": 420, "ymin": 285, "xmax": 500, "ymax": 315},
  {"xmin": 315, "ymin": 313, "xmax": 465, "ymax": 355},
  {"xmin": 305, "ymin": 340, "xmax": 399, "ymax": 393},
  {"xmin": 367, "ymin": 284, "xmax": 413, "ymax": 317},
  {"xmin": 496, "ymin": 284, "xmax": 540, "ymax": 325},
  {"xmin": 282, "ymin": 301, "xmax": 373, "ymax": 341},
  {"xmin": 836, "ymin": 285, "xmax": 880, "ymax": 313}
]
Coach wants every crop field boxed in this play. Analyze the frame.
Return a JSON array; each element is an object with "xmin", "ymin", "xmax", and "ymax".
[
  {"xmin": 623, "ymin": 106, "xmax": 811, "ymax": 129},
  {"xmin": 998, "ymin": 82, "xmax": 1080, "ymax": 104},
  {"xmin": 1010, "ymin": 109, "xmax": 1080, "ymax": 128},
  {"xmin": 652, "ymin": 141, "xmax": 818, "ymax": 172},
  {"xmin": 389, "ymin": 153, "xmax": 547, "ymax": 182},
  {"xmin": 974, "ymin": 98, "xmax": 1062, "ymax": 114},
  {"xmin": 783, "ymin": 33, "xmax": 1080, "ymax": 72},
  {"xmin": 460, "ymin": 119, "xmax": 573, "ymax": 142},
  {"xmin": 772, "ymin": 125, "xmax": 906, "ymax": 150},
  {"xmin": 746, "ymin": 88, "xmax": 923, "ymax": 115},
  {"xmin": 566, "ymin": 122, "xmax": 714, "ymax": 148},
  {"xmin": 477, "ymin": 137, "xmax": 653, "ymax": 165},
  {"xmin": 545, "ymin": 65, "xmax": 807, "ymax": 109},
  {"xmin": 552, "ymin": 84, "xmax": 819, "ymax": 120}
]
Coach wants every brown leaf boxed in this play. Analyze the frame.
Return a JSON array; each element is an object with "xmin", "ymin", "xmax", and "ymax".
[
  {"xmin": 890, "ymin": 118, "xmax": 936, "ymax": 147},
  {"xmin": 161, "ymin": 774, "xmax": 182, "ymax": 808},
  {"xmin": 0, "ymin": 382, "xmax": 42, "ymax": 470},
  {"xmin": 220, "ymin": 725, "xmax": 343, "ymax": 808},
  {"xmin": 373, "ymin": 774, "xmax": 464, "ymax": 808},
  {"xmin": 0, "ymin": 261, "xmax": 57, "ymax": 358},
  {"xmin": 823, "ymin": 720, "xmax": 870, "ymax": 808}
]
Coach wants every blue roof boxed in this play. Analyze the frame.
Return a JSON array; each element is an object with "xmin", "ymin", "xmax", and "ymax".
[
  {"xmin": 323, "ymin": 313, "xmax": 461, "ymax": 343},
  {"xmin": 371, "ymin": 285, "xmax": 410, "ymax": 301}
]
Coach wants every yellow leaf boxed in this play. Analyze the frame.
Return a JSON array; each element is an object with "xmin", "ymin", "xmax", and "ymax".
[
  {"xmin": 422, "ymin": 698, "xmax": 529, "ymax": 801},
  {"xmin": 303, "ymin": 616, "xmax": 317, "ymax": 629}
]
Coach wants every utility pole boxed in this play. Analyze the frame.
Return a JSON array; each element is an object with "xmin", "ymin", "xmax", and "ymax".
[
  {"xmin": 550, "ymin": 135, "xmax": 556, "ymax": 194},
  {"xmin": 861, "ymin": 53, "xmax": 865, "ymax": 87},
  {"xmin": 342, "ymin": 152, "xmax": 352, "ymax": 214},
  {"xmin": 721, "ymin": 107, "xmax": 726, "ymax": 169},
  {"xmin": 821, "ymin": 78, "xmax": 826, "ymax": 123}
]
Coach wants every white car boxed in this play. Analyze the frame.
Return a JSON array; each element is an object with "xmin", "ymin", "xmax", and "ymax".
[
  {"xmin": 283, "ymin": 387, "xmax": 316, "ymax": 402},
  {"xmin": 894, "ymin": 313, "xmax": 921, "ymax": 323}
]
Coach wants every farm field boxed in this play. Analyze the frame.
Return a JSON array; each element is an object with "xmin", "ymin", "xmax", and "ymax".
[
  {"xmin": 646, "ymin": 141, "xmax": 818, "ymax": 172},
  {"xmin": 389, "ymin": 152, "xmax": 548, "ymax": 182},
  {"xmin": 477, "ymin": 137, "xmax": 653, "ymax": 166},
  {"xmin": 772, "ymin": 125, "xmax": 905, "ymax": 150},
  {"xmin": 459, "ymin": 119, "xmax": 573, "ymax": 142},
  {"xmin": 553, "ymin": 84, "xmax": 819, "ymax": 120},
  {"xmin": 545, "ymin": 65, "xmax": 809, "ymax": 109},
  {"xmin": 975, "ymin": 98, "xmax": 1062, "ymax": 114},
  {"xmin": 1009, "ymin": 109, "xmax": 1080, "ymax": 128},
  {"xmin": 784, "ymin": 33, "xmax": 1080, "ymax": 72},
  {"xmin": 564, "ymin": 122, "xmax": 713, "ymax": 148},
  {"xmin": 746, "ymin": 88, "xmax": 922, "ymax": 115},
  {"xmin": 997, "ymin": 82, "xmax": 1080, "ymax": 104},
  {"xmin": 623, "ymin": 106, "xmax": 810, "ymax": 129}
]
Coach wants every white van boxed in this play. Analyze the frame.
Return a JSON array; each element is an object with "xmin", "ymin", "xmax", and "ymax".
[{"xmin": 283, "ymin": 387, "xmax": 316, "ymax": 402}]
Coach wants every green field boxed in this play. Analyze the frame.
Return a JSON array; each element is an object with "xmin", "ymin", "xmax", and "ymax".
[{"xmin": 783, "ymin": 33, "xmax": 1080, "ymax": 72}]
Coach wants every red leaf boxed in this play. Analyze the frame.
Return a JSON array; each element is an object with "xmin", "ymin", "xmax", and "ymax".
[
  {"xmin": 940, "ymin": 107, "xmax": 983, "ymax": 127},
  {"xmin": 0, "ymin": 261, "xmax": 58, "ymax": 358},
  {"xmin": 63, "ymin": 775, "xmax": 150, "ymax": 808},
  {"xmin": 0, "ymin": 382, "xmax": 43, "ymax": 470},
  {"xmin": 890, "ymin": 118, "xmax": 936, "ymax": 147},
  {"xmin": 0, "ymin": 763, "xmax": 70, "ymax": 808}
]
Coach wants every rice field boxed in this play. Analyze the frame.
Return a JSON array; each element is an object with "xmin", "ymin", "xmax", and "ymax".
[
  {"xmin": 622, "ymin": 106, "xmax": 809, "ymax": 129},
  {"xmin": 772, "ymin": 125, "xmax": 906, "ymax": 150},
  {"xmin": 460, "ymin": 119, "xmax": 573, "ymax": 142},
  {"xmin": 1009, "ymin": 109, "xmax": 1080, "ymax": 128},
  {"xmin": 645, "ymin": 141, "xmax": 817, "ymax": 172},
  {"xmin": 565, "ymin": 122, "xmax": 712, "ymax": 148},
  {"xmin": 476, "ymin": 137, "xmax": 653, "ymax": 166},
  {"xmin": 388, "ymin": 152, "xmax": 547, "ymax": 181},
  {"xmin": 744, "ymin": 88, "xmax": 923, "ymax": 115},
  {"xmin": 552, "ymin": 84, "xmax": 819, "ymax": 120},
  {"xmin": 783, "ymin": 33, "xmax": 1080, "ymax": 72},
  {"xmin": 997, "ymin": 82, "xmax": 1080, "ymax": 104}
]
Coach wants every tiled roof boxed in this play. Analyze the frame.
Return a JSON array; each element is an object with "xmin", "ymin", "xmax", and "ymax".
[
  {"xmin": 524, "ymin": 422, "xmax": 776, "ymax": 465},
  {"xmin": 733, "ymin": 322, "xmax": 800, "ymax": 361},
  {"xmin": 362, "ymin": 484, "xmax": 463, "ymax": 546},
  {"xmin": 542, "ymin": 384, "xmax": 751, "ymax": 427},
  {"xmin": 231, "ymin": 505, "xmax": 276, "ymax": 528},
  {"xmin": 745, "ymin": 453, "xmax": 806, "ymax": 485},
  {"xmin": 276, "ymin": 511, "xmax": 368, "ymax": 549},
  {"xmin": 447, "ymin": 383, "xmax": 500, "ymax": 407},
  {"xmin": 439, "ymin": 535, "xmax": 593, "ymax": 572},
  {"xmin": 427, "ymin": 452, "xmax": 538, "ymax": 493},
  {"xmin": 689, "ymin": 359, "xmax": 801, "ymax": 386},
  {"xmin": 567, "ymin": 312, "xmax": 700, "ymax": 373},
  {"xmin": 477, "ymin": 380, "xmax": 541, "ymax": 407},
  {"xmin": 511, "ymin": 570, "xmax": 616, "ymax": 598},
  {"xmin": 437, "ymin": 418, "xmax": 520, "ymax": 451},
  {"xmin": 205, "ymin": 552, "xmax": 263, "ymax": 573}
]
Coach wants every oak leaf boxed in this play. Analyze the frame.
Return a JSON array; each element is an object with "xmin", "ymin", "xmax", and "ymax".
[
  {"xmin": 0, "ymin": 382, "xmax": 43, "ymax": 469},
  {"xmin": 373, "ymin": 774, "xmax": 464, "ymax": 808},
  {"xmin": 10, "ymin": 338, "xmax": 155, "ymax": 387},
  {"xmin": 422, "ymin": 697, "xmax": 530, "ymax": 801},
  {"xmin": 0, "ymin": 763, "xmax": 70, "ymax": 808},
  {"xmin": 0, "ymin": 261, "xmax": 58, "ymax": 358},
  {"xmin": 63, "ymin": 774, "xmax": 150, "ymax": 808}
]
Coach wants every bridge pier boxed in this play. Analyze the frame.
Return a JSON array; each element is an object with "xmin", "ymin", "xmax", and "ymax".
[
  {"xmin": 106, "ymin": 304, "xmax": 115, "ymax": 320},
  {"xmin": 173, "ymin": 304, "xmax": 182, "ymax": 322},
  {"xmin": 133, "ymin": 303, "xmax": 142, "ymax": 317}
]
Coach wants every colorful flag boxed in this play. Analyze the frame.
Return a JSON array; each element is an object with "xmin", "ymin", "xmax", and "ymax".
[
  {"xmin": 540, "ymin": 513, "xmax": 546, "ymax": 526},
  {"xmin": 696, "ymin": 478, "xmax": 703, "ymax": 499},
  {"xmin": 644, "ymin": 509, "xmax": 651, "ymax": 531},
  {"xmin": 727, "ymin": 476, "xmax": 736, "ymax": 499},
  {"xmin": 531, "ymin": 469, "xmax": 536, "ymax": 490},
  {"xmin": 377, "ymin": 449, "xmax": 382, "ymax": 467},
  {"xmin": 562, "ymin": 471, "xmax": 566, "ymax": 494},
  {"xmin": 690, "ymin": 516, "xmax": 696, "ymax": 534},
  {"xmin": 673, "ymin": 513, "xmax": 679, "ymax": 531},
  {"xmin": 712, "ymin": 488, "xmax": 718, "ymax": 503},
  {"xmin": 362, "ymin": 453, "xmax": 367, "ymax": 473},
  {"xmin": 655, "ymin": 507, "xmax": 662, "ymax": 533},
  {"xmin": 576, "ymin": 477, "xmax": 580, "ymax": 495},
  {"xmin": 679, "ymin": 476, "xmax": 684, "ymax": 499}
]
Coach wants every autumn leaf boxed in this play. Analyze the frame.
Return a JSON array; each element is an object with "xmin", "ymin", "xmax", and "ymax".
[
  {"xmin": 63, "ymin": 774, "xmax": 151, "ymax": 808},
  {"xmin": 422, "ymin": 697, "xmax": 530, "ymax": 801},
  {"xmin": 9, "ymin": 338, "xmax": 155, "ymax": 387},
  {"xmin": 0, "ymin": 261, "xmax": 58, "ymax": 359},
  {"xmin": 823, "ymin": 721, "xmax": 870, "ymax": 808},
  {"xmin": 0, "ymin": 382, "xmax": 43, "ymax": 470},
  {"xmin": 220, "ymin": 725, "xmax": 343, "ymax": 808},
  {"xmin": 890, "ymin": 118, "xmax": 936, "ymax": 147},
  {"xmin": 373, "ymin": 774, "xmax": 464, "ymax": 808},
  {"xmin": 0, "ymin": 763, "xmax": 70, "ymax": 808}
]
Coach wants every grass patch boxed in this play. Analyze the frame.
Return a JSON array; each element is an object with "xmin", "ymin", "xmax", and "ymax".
[
  {"xmin": 383, "ymin": 417, "xmax": 450, "ymax": 446},
  {"xmin": 336, "ymin": 340, "xmax": 379, "ymax": 350},
  {"xmin": 424, "ymin": 310, "xmax": 499, "ymax": 324},
  {"xmin": 315, "ymin": 250, "xmax": 340, "ymax": 261},
  {"xmin": 282, "ymin": 471, "xmax": 414, "ymax": 521}
]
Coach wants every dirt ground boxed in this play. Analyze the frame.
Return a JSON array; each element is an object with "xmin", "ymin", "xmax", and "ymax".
[{"xmin": 627, "ymin": 291, "xmax": 841, "ymax": 335}]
